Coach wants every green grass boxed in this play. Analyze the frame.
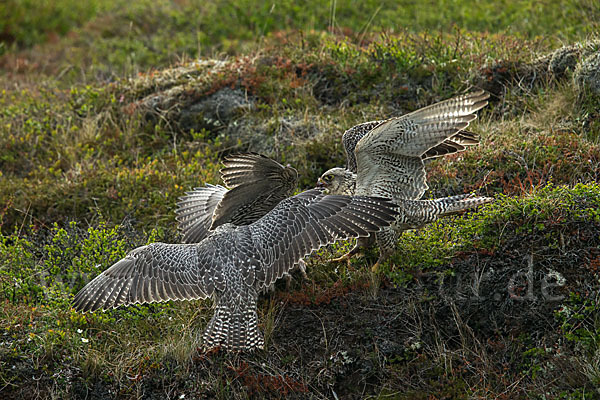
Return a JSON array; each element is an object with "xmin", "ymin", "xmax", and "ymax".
[
  {"xmin": 2, "ymin": 183, "xmax": 600, "ymax": 398},
  {"xmin": 3, "ymin": 0, "xmax": 598, "ymax": 53},
  {"xmin": 2, "ymin": 31, "xmax": 598, "ymax": 233},
  {"xmin": 1, "ymin": 0, "xmax": 600, "ymax": 398},
  {"xmin": 1, "ymin": 0, "xmax": 598, "ymax": 82}
]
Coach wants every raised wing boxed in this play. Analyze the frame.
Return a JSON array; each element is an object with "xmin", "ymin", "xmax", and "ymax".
[
  {"xmin": 176, "ymin": 153, "xmax": 299, "ymax": 242},
  {"xmin": 353, "ymin": 91, "xmax": 489, "ymax": 199},
  {"xmin": 72, "ymin": 242, "xmax": 222, "ymax": 312},
  {"xmin": 422, "ymin": 130, "xmax": 479, "ymax": 160},
  {"xmin": 211, "ymin": 153, "xmax": 299, "ymax": 229},
  {"xmin": 342, "ymin": 120, "xmax": 382, "ymax": 172},
  {"xmin": 220, "ymin": 153, "xmax": 298, "ymax": 190},
  {"xmin": 344, "ymin": 126, "xmax": 481, "ymax": 172},
  {"xmin": 176, "ymin": 184, "xmax": 227, "ymax": 243},
  {"xmin": 246, "ymin": 189, "xmax": 397, "ymax": 289}
]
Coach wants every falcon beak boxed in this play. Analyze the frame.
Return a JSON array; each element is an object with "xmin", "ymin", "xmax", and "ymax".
[{"xmin": 316, "ymin": 178, "xmax": 329, "ymax": 194}]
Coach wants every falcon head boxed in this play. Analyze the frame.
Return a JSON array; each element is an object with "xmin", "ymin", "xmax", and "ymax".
[{"xmin": 316, "ymin": 168, "xmax": 356, "ymax": 195}]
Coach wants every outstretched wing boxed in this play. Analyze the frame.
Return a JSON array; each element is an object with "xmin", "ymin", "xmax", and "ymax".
[
  {"xmin": 342, "ymin": 120, "xmax": 382, "ymax": 172},
  {"xmin": 176, "ymin": 184, "xmax": 228, "ymax": 243},
  {"xmin": 176, "ymin": 153, "xmax": 299, "ymax": 242},
  {"xmin": 72, "ymin": 242, "xmax": 223, "ymax": 312},
  {"xmin": 246, "ymin": 189, "xmax": 397, "ymax": 289},
  {"xmin": 343, "ymin": 92, "xmax": 488, "ymax": 173},
  {"xmin": 211, "ymin": 153, "xmax": 299, "ymax": 229},
  {"xmin": 422, "ymin": 130, "xmax": 479, "ymax": 160},
  {"xmin": 219, "ymin": 153, "xmax": 298, "ymax": 190},
  {"xmin": 353, "ymin": 91, "xmax": 489, "ymax": 199}
]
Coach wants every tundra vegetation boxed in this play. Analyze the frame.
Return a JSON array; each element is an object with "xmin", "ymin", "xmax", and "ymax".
[{"xmin": 1, "ymin": 0, "xmax": 600, "ymax": 398}]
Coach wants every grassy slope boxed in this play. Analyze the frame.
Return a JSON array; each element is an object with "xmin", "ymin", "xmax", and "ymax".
[{"xmin": 1, "ymin": 1, "xmax": 600, "ymax": 399}]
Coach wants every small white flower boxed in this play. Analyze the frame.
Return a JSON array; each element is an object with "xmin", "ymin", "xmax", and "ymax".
[
  {"xmin": 81, "ymin": 338, "xmax": 89, "ymax": 343},
  {"xmin": 410, "ymin": 341, "xmax": 422, "ymax": 350},
  {"xmin": 77, "ymin": 329, "xmax": 83, "ymax": 334},
  {"xmin": 179, "ymin": 395, "xmax": 185, "ymax": 399},
  {"xmin": 547, "ymin": 269, "xmax": 566, "ymax": 286}
]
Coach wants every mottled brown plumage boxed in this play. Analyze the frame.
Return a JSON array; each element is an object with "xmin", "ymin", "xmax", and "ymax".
[
  {"xmin": 73, "ymin": 190, "xmax": 397, "ymax": 351},
  {"xmin": 318, "ymin": 90, "xmax": 493, "ymax": 269},
  {"xmin": 176, "ymin": 153, "xmax": 298, "ymax": 243}
]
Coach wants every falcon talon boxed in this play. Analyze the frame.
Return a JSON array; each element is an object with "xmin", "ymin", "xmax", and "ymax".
[
  {"xmin": 330, "ymin": 254, "xmax": 351, "ymax": 263},
  {"xmin": 371, "ymin": 262, "xmax": 381, "ymax": 273}
]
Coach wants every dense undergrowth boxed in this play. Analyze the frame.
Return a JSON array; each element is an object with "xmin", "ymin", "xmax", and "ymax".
[
  {"xmin": 2, "ymin": 33, "xmax": 599, "ymax": 233},
  {"xmin": 1, "ymin": 0, "xmax": 600, "ymax": 398},
  {"xmin": 2, "ymin": 184, "xmax": 600, "ymax": 398}
]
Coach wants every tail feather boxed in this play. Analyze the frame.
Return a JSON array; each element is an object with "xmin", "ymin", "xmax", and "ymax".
[
  {"xmin": 433, "ymin": 193, "xmax": 494, "ymax": 217},
  {"xmin": 399, "ymin": 194, "xmax": 493, "ymax": 227},
  {"xmin": 202, "ymin": 290, "xmax": 263, "ymax": 351}
]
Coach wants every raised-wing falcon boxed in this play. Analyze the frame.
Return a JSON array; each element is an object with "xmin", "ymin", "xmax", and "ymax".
[
  {"xmin": 72, "ymin": 190, "xmax": 397, "ymax": 351},
  {"xmin": 318, "ymin": 90, "xmax": 493, "ymax": 270},
  {"xmin": 176, "ymin": 153, "xmax": 298, "ymax": 243}
]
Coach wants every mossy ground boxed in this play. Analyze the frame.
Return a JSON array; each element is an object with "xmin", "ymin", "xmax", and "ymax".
[{"xmin": 1, "ymin": 1, "xmax": 600, "ymax": 399}]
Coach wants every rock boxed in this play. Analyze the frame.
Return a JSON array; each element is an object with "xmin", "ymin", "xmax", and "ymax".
[
  {"xmin": 215, "ymin": 115, "xmax": 319, "ymax": 155},
  {"xmin": 474, "ymin": 41, "xmax": 597, "ymax": 99},
  {"xmin": 574, "ymin": 49, "xmax": 600, "ymax": 97},
  {"xmin": 179, "ymin": 87, "xmax": 254, "ymax": 133},
  {"xmin": 546, "ymin": 44, "xmax": 582, "ymax": 78}
]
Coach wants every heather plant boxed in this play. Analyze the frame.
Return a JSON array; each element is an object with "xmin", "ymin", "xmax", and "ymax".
[{"xmin": 1, "ymin": 0, "xmax": 600, "ymax": 398}]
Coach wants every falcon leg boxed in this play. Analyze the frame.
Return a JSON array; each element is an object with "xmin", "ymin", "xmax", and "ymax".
[
  {"xmin": 371, "ymin": 228, "xmax": 398, "ymax": 273},
  {"xmin": 330, "ymin": 236, "xmax": 375, "ymax": 265},
  {"xmin": 284, "ymin": 273, "xmax": 292, "ymax": 290},
  {"xmin": 283, "ymin": 259, "xmax": 308, "ymax": 290},
  {"xmin": 262, "ymin": 282, "xmax": 276, "ymax": 294},
  {"xmin": 297, "ymin": 259, "xmax": 308, "ymax": 280}
]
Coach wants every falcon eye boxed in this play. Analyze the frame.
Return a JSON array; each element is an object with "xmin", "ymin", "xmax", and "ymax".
[{"xmin": 324, "ymin": 175, "xmax": 333, "ymax": 182}]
